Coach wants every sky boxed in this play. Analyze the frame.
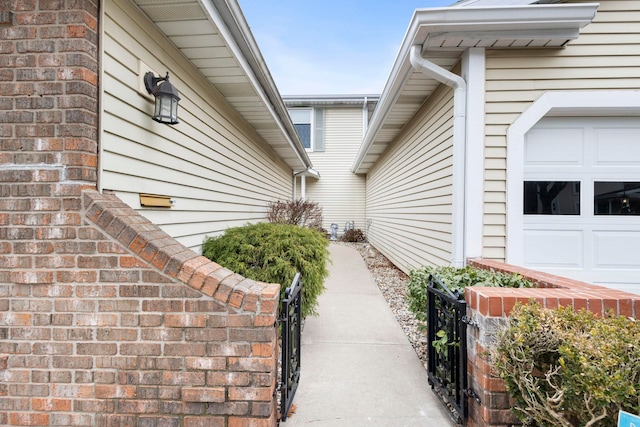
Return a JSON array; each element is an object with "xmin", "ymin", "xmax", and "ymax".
[{"xmin": 237, "ymin": 1, "xmax": 454, "ymax": 96}]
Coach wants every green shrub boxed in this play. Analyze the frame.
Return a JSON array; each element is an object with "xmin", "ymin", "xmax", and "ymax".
[
  {"xmin": 202, "ymin": 222, "xmax": 329, "ymax": 318},
  {"xmin": 494, "ymin": 301, "xmax": 640, "ymax": 427},
  {"xmin": 406, "ymin": 265, "xmax": 533, "ymax": 322},
  {"xmin": 340, "ymin": 228, "xmax": 365, "ymax": 243}
]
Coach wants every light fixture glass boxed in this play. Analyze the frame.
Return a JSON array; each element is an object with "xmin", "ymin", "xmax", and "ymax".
[{"xmin": 144, "ymin": 71, "xmax": 180, "ymax": 125}]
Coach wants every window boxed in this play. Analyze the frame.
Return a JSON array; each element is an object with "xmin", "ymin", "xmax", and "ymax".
[
  {"xmin": 288, "ymin": 108, "xmax": 324, "ymax": 152},
  {"xmin": 594, "ymin": 181, "xmax": 640, "ymax": 216},
  {"xmin": 289, "ymin": 109, "xmax": 311, "ymax": 149},
  {"xmin": 523, "ymin": 181, "xmax": 580, "ymax": 215}
]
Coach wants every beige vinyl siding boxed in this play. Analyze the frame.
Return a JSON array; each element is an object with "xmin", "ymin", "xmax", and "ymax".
[
  {"xmin": 102, "ymin": 0, "xmax": 292, "ymax": 251},
  {"xmin": 366, "ymin": 84, "xmax": 454, "ymax": 274},
  {"xmin": 304, "ymin": 108, "xmax": 366, "ymax": 232},
  {"xmin": 483, "ymin": 0, "xmax": 640, "ymax": 260}
]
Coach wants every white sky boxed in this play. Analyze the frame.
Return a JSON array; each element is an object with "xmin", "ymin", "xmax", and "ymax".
[{"xmin": 238, "ymin": 1, "xmax": 454, "ymax": 96}]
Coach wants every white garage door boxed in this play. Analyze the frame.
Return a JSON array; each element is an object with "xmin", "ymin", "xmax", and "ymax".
[{"xmin": 522, "ymin": 117, "xmax": 640, "ymax": 294}]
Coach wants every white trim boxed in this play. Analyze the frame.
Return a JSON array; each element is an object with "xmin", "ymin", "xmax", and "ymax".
[
  {"xmin": 97, "ymin": 0, "xmax": 105, "ymax": 192},
  {"xmin": 462, "ymin": 48, "xmax": 485, "ymax": 260},
  {"xmin": 506, "ymin": 90, "xmax": 640, "ymax": 264}
]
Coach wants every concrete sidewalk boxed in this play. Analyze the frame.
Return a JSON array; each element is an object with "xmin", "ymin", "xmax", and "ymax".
[{"xmin": 282, "ymin": 243, "xmax": 454, "ymax": 426}]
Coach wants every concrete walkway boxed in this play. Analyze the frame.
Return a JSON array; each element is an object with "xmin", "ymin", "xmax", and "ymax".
[{"xmin": 282, "ymin": 243, "xmax": 454, "ymax": 426}]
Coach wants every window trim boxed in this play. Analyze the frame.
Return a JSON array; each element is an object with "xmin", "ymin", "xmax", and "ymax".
[{"xmin": 289, "ymin": 108, "xmax": 314, "ymax": 151}]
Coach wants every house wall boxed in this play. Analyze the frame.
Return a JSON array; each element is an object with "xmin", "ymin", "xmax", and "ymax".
[
  {"xmin": 0, "ymin": 1, "xmax": 280, "ymax": 425},
  {"xmin": 304, "ymin": 107, "xmax": 366, "ymax": 233},
  {"xmin": 483, "ymin": 0, "xmax": 640, "ymax": 260},
  {"xmin": 366, "ymin": 84, "xmax": 455, "ymax": 273},
  {"xmin": 102, "ymin": 0, "xmax": 292, "ymax": 252}
]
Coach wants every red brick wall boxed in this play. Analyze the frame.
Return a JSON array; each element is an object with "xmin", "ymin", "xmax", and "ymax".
[
  {"xmin": 0, "ymin": 1, "xmax": 280, "ymax": 426},
  {"xmin": 464, "ymin": 259, "xmax": 640, "ymax": 427}
]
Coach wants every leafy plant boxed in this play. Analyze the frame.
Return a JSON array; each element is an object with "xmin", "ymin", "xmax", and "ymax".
[
  {"xmin": 433, "ymin": 329, "xmax": 459, "ymax": 355},
  {"xmin": 493, "ymin": 301, "xmax": 640, "ymax": 427},
  {"xmin": 340, "ymin": 228, "xmax": 365, "ymax": 243},
  {"xmin": 406, "ymin": 265, "xmax": 533, "ymax": 322},
  {"xmin": 266, "ymin": 199, "xmax": 323, "ymax": 230},
  {"xmin": 202, "ymin": 222, "xmax": 329, "ymax": 318}
]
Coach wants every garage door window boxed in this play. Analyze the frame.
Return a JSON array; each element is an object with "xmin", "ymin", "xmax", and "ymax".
[
  {"xmin": 524, "ymin": 181, "xmax": 580, "ymax": 215},
  {"xmin": 594, "ymin": 181, "xmax": 640, "ymax": 216}
]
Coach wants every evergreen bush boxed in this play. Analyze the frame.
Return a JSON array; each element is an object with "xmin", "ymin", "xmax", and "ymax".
[
  {"xmin": 494, "ymin": 301, "xmax": 640, "ymax": 427},
  {"xmin": 202, "ymin": 222, "xmax": 329, "ymax": 318}
]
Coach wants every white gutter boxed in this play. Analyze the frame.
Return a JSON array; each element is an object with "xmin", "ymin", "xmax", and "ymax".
[
  {"xmin": 409, "ymin": 45, "xmax": 467, "ymax": 268},
  {"xmin": 205, "ymin": 0, "xmax": 312, "ymax": 171}
]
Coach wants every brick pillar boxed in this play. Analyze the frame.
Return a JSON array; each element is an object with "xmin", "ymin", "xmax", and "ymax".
[
  {"xmin": 0, "ymin": 2, "xmax": 280, "ymax": 425},
  {"xmin": 464, "ymin": 259, "xmax": 640, "ymax": 427}
]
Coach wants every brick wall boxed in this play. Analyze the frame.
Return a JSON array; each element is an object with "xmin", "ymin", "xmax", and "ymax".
[
  {"xmin": 0, "ymin": 1, "xmax": 280, "ymax": 426},
  {"xmin": 464, "ymin": 259, "xmax": 640, "ymax": 427}
]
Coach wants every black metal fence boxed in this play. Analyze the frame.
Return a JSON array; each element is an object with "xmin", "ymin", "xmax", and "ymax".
[
  {"xmin": 279, "ymin": 273, "xmax": 302, "ymax": 421},
  {"xmin": 427, "ymin": 275, "xmax": 468, "ymax": 424}
]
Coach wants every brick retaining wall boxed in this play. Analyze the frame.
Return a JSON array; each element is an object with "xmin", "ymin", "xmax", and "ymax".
[
  {"xmin": 464, "ymin": 259, "xmax": 640, "ymax": 427},
  {"xmin": 0, "ymin": 1, "xmax": 280, "ymax": 425}
]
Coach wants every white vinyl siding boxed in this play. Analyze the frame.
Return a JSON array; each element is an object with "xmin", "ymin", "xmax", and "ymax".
[
  {"xmin": 102, "ymin": 0, "xmax": 292, "ymax": 251},
  {"xmin": 366, "ymin": 85, "xmax": 454, "ymax": 274},
  {"xmin": 483, "ymin": 0, "xmax": 640, "ymax": 260},
  {"xmin": 304, "ymin": 108, "xmax": 366, "ymax": 232}
]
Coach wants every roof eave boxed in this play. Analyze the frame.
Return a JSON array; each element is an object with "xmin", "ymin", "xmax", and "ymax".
[
  {"xmin": 283, "ymin": 94, "xmax": 380, "ymax": 107},
  {"xmin": 205, "ymin": 0, "xmax": 312, "ymax": 170},
  {"xmin": 351, "ymin": 3, "xmax": 599, "ymax": 174}
]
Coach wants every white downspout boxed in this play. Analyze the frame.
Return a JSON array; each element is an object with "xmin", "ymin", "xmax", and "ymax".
[
  {"xmin": 362, "ymin": 96, "xmax": 368, "ymax": 135},
  {"xmin": 292, "ymin": 175, "xmax": 297, "ymax": 200},
  {"xmin": 291, "ymin": 174, "xmax": 306, "ymax": 200},
  {"xmin": 292, "ymin": 168, "xmax": 319, "ymax": 200},
  {"xmin": 410, "ymin": 45, "xmax": 467, "ymax": 267}
]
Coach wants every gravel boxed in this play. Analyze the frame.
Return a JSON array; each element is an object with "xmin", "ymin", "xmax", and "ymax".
[{"xmin": 337, "ymin": 241, "xmax": 428, "ymax": 367}]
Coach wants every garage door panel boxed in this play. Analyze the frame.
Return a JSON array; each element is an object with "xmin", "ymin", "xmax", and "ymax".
[
  {"xmin": 593, "ymin": 231, "xmax": 640, "ymax": 268},
  {"xmin": 525, "ymin": 128, "xmax": 583, "ymax": 165},
  {"xmin": 523, "ymin": 230, "xmax": 583, "ymax": 267},
  {"xmin": 517, "ymin": 117, "xmax": 640, "ymax": 293},
  {"xmin": 595, "ymin": 128, "xmax": 640, "ymax": 164}
]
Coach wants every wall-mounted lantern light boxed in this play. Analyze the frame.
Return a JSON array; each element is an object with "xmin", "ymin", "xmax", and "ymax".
[{"xmin": 144, "ymin": 71, "xmax": 180, "ymax": 125}]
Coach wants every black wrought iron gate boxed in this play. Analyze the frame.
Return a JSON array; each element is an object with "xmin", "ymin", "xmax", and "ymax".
[
  {"xmin": 427, "ymin": 275, "xmax": 469, "ymax": 424},
  {"xmin": 279, "ymin": 273, "xmax": 302, "ymax": 421}
]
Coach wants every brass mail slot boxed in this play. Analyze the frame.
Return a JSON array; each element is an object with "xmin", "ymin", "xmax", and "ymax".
[{"xmin": 139, "ymin": 193, "xmax": 172, "ymax": 208}]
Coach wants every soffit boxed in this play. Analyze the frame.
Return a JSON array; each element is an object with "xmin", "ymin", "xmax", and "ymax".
[
  {"xmin": 132, "ymin": 0, "xmax": 310, "ymax": 171},
  {"xmin": 353, "ymin": 3, "xmax": 599, "ymax": 174}
]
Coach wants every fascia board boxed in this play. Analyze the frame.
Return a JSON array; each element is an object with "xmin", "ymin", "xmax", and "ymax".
[
  {"xmin": 452, "ymin": 0, "xmax": 559, "ymax": 7},
  {"xmin": 411, "ymin": 4, "xmax": 599, "ymax": 45},
  {"xmin": 352, "ymin": 3, "xmax": 599, "ymax": 174},
  {"xmin": 283, "ymin": 95, "xmax": 380, "ymax": 106},
  {"xmin": 201, "ymin": 0, "xmax": 312, "ymax": 170},
  {"xmin": 351, "ymin": 54, "xmax": 414, "ymax": 173}
]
